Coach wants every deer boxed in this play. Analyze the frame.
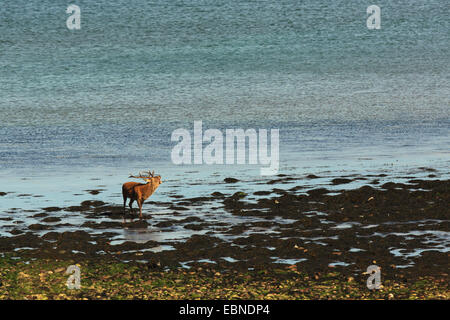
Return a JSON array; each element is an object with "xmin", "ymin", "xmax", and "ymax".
[{"xmin": 122, "ymin": 170, "xmax": 162, "ymax": 219}]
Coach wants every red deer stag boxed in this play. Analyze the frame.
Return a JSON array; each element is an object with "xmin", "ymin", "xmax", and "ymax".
[{"xmin": 122, "ymin": 170, "xmax": 162, "ymax": 219}]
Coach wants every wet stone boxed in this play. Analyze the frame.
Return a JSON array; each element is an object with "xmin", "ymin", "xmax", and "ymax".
[
  {"xmin": 155, "ymin": 221, "xmax": 173, "ymax": 228},
  {"xmin": 42, "ymin": 217, "xmax": 61, "ymax": 223},
  {"xmin": 81, "ymin": 200, "xmax": 106, "ymax": 207},
  {"xmin": 211, "ymin": 192, "xmax": 225, "ymax": 197},
  {"xmin": 331, "ymin": 178, "xmax": 352, "ymax": 185},
  {"xmin": 42, "ymin": 207, "xmax": 62, "ymax": 212},
  {"xmin": 32, "ymin": 213, "xmax": 48, "ymax": 218},
  {"xmin": 28, "ymin": 224, "xmax": 51, "ymax": 231}
]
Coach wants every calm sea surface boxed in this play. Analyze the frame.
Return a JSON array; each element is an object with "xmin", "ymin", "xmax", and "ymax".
[{"xmin": 0, "ymin": 0, "xmax": 449, "ymax": 210}]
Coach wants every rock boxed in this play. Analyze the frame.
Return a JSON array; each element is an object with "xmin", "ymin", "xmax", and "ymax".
[
  {"xmin": 42, "ymin": 217, "xmax": 61, "ymax": 223},
  {"xmin": 232, "ymin": 192, "xmax": 247, "ymax": 199},
  {"xmin": 211, "ymin": 192, "xmax": 225, "ymax": 197},
  {"xmin": 29, "ymin": 224, "xmax": 51, "ymax": 231},
  {"xmin": 331, "ymin": 178, "xmax": 352, "ymax": 185}
]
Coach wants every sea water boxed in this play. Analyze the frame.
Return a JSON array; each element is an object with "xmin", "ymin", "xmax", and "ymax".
[{"xmin": 0, "ymin": 0, "xmax": 449, "ymax": 210}]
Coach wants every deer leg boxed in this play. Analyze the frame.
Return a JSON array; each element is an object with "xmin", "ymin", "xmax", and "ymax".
[
  {"xmin": 123, "ymin": 195, "xmax": 127, "ymax": 213},
  {"xmin": 137, "ymin": 199, "xmax": 144, "ymax": 219},
  {"xmin": 129, "ymin": 199, "xmax": 134, "ymax": 215}
]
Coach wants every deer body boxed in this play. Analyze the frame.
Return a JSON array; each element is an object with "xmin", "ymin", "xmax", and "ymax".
[{"xmin": 122, "ymin": 172, "xmax": 162, "ymax": 219}]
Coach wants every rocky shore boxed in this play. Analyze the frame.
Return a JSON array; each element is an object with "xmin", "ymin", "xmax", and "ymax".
[{"xmin": 1, "ymin": 174, "xmax": 448, "ymax": 288}]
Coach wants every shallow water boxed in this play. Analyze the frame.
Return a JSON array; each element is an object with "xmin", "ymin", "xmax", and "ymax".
[{"xmin": 1, "ymin": 168, "xmax": 448, "ymax": 271}]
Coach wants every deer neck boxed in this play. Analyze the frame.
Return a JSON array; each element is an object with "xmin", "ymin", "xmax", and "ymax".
[{"xmin": 141, "ymin": 180, "xmax": 158, "ymax": 199}]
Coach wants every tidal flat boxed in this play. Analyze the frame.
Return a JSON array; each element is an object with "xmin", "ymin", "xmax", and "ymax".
[{"xmin": 0, "ymin": 172, "xmax": 448, "ymax": 299}]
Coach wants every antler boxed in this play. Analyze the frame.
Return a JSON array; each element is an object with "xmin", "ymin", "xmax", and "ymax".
[
  {"xmin": 129, "ymin": 170, "xmax": 159, "ymax": 179},
  {"xmin": 129, "ymin": 171, "xmax": 151, "ymax": 179}
]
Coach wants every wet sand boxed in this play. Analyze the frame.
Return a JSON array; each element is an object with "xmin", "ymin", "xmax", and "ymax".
[{"xmin": 0, "ymin": 173, "xmax": 448, "ymax": 284}]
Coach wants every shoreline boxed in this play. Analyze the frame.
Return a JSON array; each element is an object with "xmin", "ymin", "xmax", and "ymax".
[{"xmin": 0, "ymin": 173, "xmax": 448, "ymax": 299}]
